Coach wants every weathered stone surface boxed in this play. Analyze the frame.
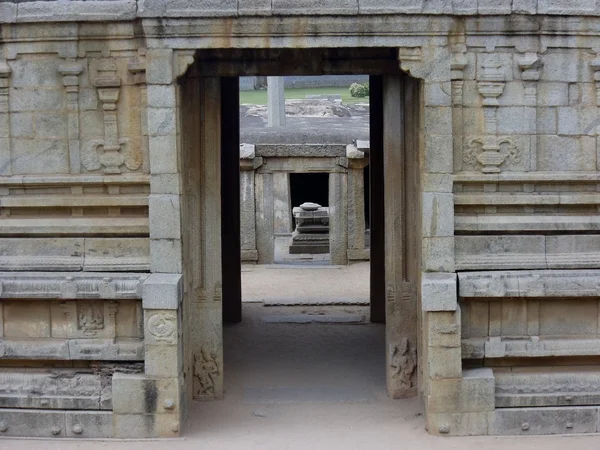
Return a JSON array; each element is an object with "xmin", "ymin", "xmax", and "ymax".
[
  {"xmin": 422, "ymin": 273, "xmax": 457, "ymax": 311},
  {"xmin": 491, "ymin": 406, "xmax": 598, "ymax": 435},
  {"xmin": 494, "ymin": 368, "xmax": 600, "ymax": 407},
  {"xmin": 459, "ymin": 269, "xmax": 600, "ymax": 298},
  {"xmin": 5, "ymin": 4, "xmax": 600, "ymax": 440},
  {"xmin": 142, "ymin": 273, "xmax": 182, "ymax": 310}
]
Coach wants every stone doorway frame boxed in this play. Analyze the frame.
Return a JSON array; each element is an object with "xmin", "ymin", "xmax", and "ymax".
[
  {"xmin": 136, "ymin": 43, "xmax": 460, "ymax": 436},
  {"xmin": 177, "ymin": 47, "xmax": 423, "ymax": 398}
]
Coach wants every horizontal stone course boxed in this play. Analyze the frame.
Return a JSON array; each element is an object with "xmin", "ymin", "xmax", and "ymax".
[{"xmin": 1, "ymin": 0, "xmax": 600, "ymax": 23}]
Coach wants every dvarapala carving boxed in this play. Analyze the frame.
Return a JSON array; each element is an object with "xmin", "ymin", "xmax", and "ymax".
[
  {"xmin": 193, "ymin": 347, "xmax": 219, "ymax": 397},
  {"xmin": 390, "ymin": 337, "xmax": 417, "ymax": 391}
]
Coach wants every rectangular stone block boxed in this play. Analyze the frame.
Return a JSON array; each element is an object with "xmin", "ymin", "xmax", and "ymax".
[
  {"xmin": 427, "ymin": 310, "xmax": 461, "ymax": 348},
  {"xmin": 65, "ymin": 411, "xmax": 112, "ymax": 438},
  {"xmin": 421, "ymin": 0, "xmax": 453, "ymax": 14},
  {"xmin": 537, "ymin": 135, "xmax": 596, "ymax": 171},
  {"xmin": 422, "ymin": 192, "xmax": 454, "ymax": 237},
  {"xmin": 112, "ymin": 373, "xmax": 181, "ymax": 415},
  {"xmin": 239, "ymin": 0, "xmax": 272, "ymax": 15},
  {"xmin": 143, "ymin": 273, "xmax": 182, "ymax": 310},
  {"xmin": 0, "ymin": 3, "xmax": 16, "ymax": 23},
  {"xmin": 10, "ymin": 139, "xmax": 69, "ymax": 174},
  {"xmin": 537, "ymin": 82, "xmax": 569, "ymax": 106},
  {"xmin": 512, "ymin": 0, "xmax": 537, "ymax": 14},
  {"xmin": 145, "ymin": 344, "xmax": 182, "ymax": 378},
  {"xmin": 427, "ymin": 346, "xmax": 462, "ymax": 379},
  {"xmin": 358, "ymin": 0, "xmax": 423, "ymax": 14},
  {"xmin": 151, "ymin": 174, "xmax": 181, "ymax": 195},
  {"xmin": 273, "ymin": 0, "xmax": 358, "ymax": 15},
  {"xmin": 427, "ymin": 411, "xmax": 492, "ymax": 436},
  {"xmin": 422, "ymin": 272, "xmax": 457, "ymax": 312},
  {"xmin": 424, "ymin": 82, "xmax": 451, "ymax": 107},
  {"xmin": 478, "ymin": 0, "xmax": 512, "ymax": 14},
  {"xmin": 146, "ymin": 49, "xmax": 173, "ymax": 85},
  {"xmin": 425, "ymin": 107, "xmax": 452, "ymax": 135},
  {"xmin": 422, "ymin": 237, "xmax": 455, "ymax": 272},
  {"xmin": 113, "ymin": 412, "xmax": 180, "ymax": 438},
  {"xmin": 149, "ymin": 195, "xmax": 181, "ymax": 240},
  {"xmin": 148, "ymin": 108, "xmax": 176, "ymax": 137},
  {"xmin": 492, "ymin": 406, "xmax": 598, "ymax": 435},
  {"xmin": 138, "ymin": 0, "xmax": 237, "ymax": 17},
  {"xmin": 0, "ymin": 409, "xmax": 65, "ymax": 438},
  {"xmin": 16, "ymin": 1, "xmax": 136, "ymax": 22},
  {"xmin": 452, "ymin": 0, "xmax": 477, "ymax": 14},
  {"xmin": 424, "ymin": 135, "xmax": 453, "ymax": 174},
  {"xmin": 149, "ymin": 134, "xmax": 178, "ymax": 174},
  {"xmin": 150, "ymin": 239, "xmax": 182, "ymax": 273},
  {"xmin": 455, "ymin": 235, "xmax": 546, "ymax": 271},
  {"xmin": 427, "ymin": 368, "xmax": 495, "ymax": 414}
]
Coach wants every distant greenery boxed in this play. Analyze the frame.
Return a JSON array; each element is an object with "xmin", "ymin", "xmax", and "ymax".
[
  {"xmin": 349, "ymin": 82, "xmax": 369, "ymax": 98},
  {"xmin": 239, "ymin": 87, "xmax": 369, "ymax": 105}
]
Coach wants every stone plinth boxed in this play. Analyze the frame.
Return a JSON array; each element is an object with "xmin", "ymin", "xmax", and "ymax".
[{"xmin": 289, "ymin": 202, "xmax": 330, "ymax": 254}]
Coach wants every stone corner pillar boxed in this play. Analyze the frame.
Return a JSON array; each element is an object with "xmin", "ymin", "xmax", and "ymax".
[
  {"xmin": 420, "ymin": 273, "xmax": 495, "ymax": 436},
  {"xmin": 113, "ymin": 273, "xmax": 184, "ymax": 438}
]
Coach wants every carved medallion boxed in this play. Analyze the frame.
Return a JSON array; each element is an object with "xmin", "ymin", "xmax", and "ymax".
[{"xmin": 146, "ymin": 313, "xmax": 177, "ymax": 344}]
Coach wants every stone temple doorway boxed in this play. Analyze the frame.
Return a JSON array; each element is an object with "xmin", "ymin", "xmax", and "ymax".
[{"xmin": 177, "ymin": 48, "xmax": 422, "ymax": 412}]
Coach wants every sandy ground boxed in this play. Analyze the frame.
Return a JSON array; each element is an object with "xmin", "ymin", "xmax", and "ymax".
[
  {"xmin": 4, "ymin": 265, "xmax": 600, "ymax": 449},
  {"xmin": 241, "ymin": 261, "xmax": 370, "ymax": 304}
]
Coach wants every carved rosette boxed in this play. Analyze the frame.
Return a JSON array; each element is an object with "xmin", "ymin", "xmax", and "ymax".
[{"xmin": 146, "ymin": 312, "xmax": 177, "ymax": 344}]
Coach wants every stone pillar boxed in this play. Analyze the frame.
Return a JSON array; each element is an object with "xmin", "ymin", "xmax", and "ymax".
[
  {"xmin": 346, "ymin": 143, "xmax": 369, "ymax": 261},
  {"xmin": 267, "ymin": 76, "xmax": 286, "ymax": 127},
  {"xmin": 329, "ymin": 172, "xmax": 348, "ymax": 265},
  {"xmin": 383, "ymin": 74, "xmax": 418, "ymax": 399},
  {"xmin": 255, "ymin": 172, "xmax": 275, "ymax": 264},
  {"xmin": 193, "ymin": 77, "xmax": 223, "ymax": 400},
  {"xmin": 273, "ymin": 172, "xmax": 292, "ymax": 235},
  {"xmin": 240, "ymin": 144, "xmax": 259, "ymax": 262}
]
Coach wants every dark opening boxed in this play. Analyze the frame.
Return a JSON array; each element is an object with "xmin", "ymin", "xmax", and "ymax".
[
  {"xmin": 363, "ymin": 164, "xmax": 370, "ymax": 229},
  {"xmin": 289, "ymin": 172, "xmax": 329, "ymax": 229}
]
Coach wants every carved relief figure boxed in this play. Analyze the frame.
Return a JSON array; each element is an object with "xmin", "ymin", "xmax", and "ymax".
[
  {"xmin": 390, "ymin": 337, "xmax": 416, "ymax": 390},
  {"xmin": 194, "ymin": 347, "xmax": 219, "ymax": 397},
  {"xmin": 77, "ymin": 302, "xmax": 104, "ymax": 334}
]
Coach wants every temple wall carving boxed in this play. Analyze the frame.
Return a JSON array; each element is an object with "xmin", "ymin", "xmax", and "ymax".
[{"xmin": 1, "ymin": 1, "xmax": 600, "ymax": 438}]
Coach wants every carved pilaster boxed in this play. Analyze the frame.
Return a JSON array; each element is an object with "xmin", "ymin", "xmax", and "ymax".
[
  {"xmin": 128, "ymin": 50, "xmax": 149, "ymax": 173},
  {"xmin": 518, "ymin": 52, "xmax": 543, "ymax": 173},
  {"xmin": 591, "ymin": 57, "xmax": 600, "ymax": 173},
  {"xmin": 590, "ymin": 56, "xmax": 600, "ymax": 105},
  {"xmin": 468, "ymin": 54, "xmax": 519, "ymax": 174},
  {"xmin": 0, "ymin": 61, "xmax": 12, "ymax": 176},
  {"xmin": 59, "ymin": 62, "xmax": 83, "ymax": 174},
  {"xmin": 451, "ymin": 48, "xmax": 467, "ymax": 106},
  {"xmin": 84, "ymin": 59, "xmax": 141, "ymax": 174}
]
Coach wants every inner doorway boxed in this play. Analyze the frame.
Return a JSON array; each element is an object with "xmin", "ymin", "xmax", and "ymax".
[{"xmin": 178, "ymin": 48, "xmax": 422, "ymax": 409}]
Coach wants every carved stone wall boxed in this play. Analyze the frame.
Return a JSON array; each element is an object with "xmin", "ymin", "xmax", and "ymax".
[{"xmin": 1, "ymin": 0, "xmax": 600, "ymax": 439}]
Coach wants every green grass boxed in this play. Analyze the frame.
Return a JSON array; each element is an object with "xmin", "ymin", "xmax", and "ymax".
[{"xmin": 240, "ymin": 87, "xmax": 369, "ymax": 105}]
